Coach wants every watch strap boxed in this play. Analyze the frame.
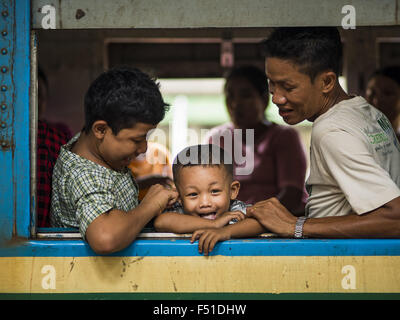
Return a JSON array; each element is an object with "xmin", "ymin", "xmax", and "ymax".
[{"xmin": 294, "ymin": 216, "xmax": 307, "ymax": 238}]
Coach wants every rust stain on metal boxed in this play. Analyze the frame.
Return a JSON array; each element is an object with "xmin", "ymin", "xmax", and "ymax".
[
  {"xmin": 0, "ymin": 139, "xmax": 12, "ymax": 150},
  {"xmin": 75, "ymin": 9, "xmax": 85, "ymax": 20}
]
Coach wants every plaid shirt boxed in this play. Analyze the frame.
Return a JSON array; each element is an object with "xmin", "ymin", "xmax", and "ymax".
[
  {"xmin": 37, "ymin": 120, "xmax": 68, "ymax": 227},
  {"xmin": 50, "ymin": 133, "xmax": 139, "ymax": 238}
]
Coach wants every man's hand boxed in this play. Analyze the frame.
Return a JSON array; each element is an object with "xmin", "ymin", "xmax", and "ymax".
[
  {"xmin": 246, "ymin": 197, "xmax": 297, "ymax": 237},
  {"xmin": 140, "ymin": 184, "xmax": 179, "ymax": 215},
  {"xmin": 191, "ymin": 228, "xmax": 231, "ymax": 256},
  {"xmin": 213, "ymin": 211, "xmax": 245, "ymax": 228}
]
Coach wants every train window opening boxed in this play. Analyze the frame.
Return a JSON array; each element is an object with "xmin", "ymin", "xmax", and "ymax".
[
  {"xmin": 32, "ymin": 26, "xmax": 399, "ymax": 241},
  {"xmin": 34, "ymin": 33, "xmax": 270, "ymax": 239}
]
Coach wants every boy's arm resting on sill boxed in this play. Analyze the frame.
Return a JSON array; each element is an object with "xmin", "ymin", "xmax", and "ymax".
[
  {"xmin": 154, "ymin": 211, "xmax": 245, "ymax": 234},
  {"xmin": 85, "ymin": 184, "xmax": 178, "ymax": 255},
  {"xmin": 191, "ymin": 218, "xmax": 267, "ymax": 255}
]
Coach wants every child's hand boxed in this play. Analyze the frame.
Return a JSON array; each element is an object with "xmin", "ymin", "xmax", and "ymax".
[
  {"xmin": 213, "ymin": 211, "xmax": 245, "ymax": 228},
  {"xmin": 190, "ymin": 228, "xmax": 231, "ymax": 256},
  {"xmin": 140, "ymin": 184, "xmax": 179, "ymax": 215}
]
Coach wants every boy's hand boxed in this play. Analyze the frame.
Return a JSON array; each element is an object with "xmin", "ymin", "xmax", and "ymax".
[
  {"xmin": 140, "ymin": 184, "xmax": 179, "ymax": 215},
  {"xmin": 191, "ymin": 228, "xmax": 231, "ymax": 256},
  {"xmin": 213, "ymin": 211, "xmax": 245, "ymax": 228}
]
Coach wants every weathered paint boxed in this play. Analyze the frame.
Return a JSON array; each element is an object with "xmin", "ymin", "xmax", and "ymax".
[
  {"xmin": 31, "ymin": 0, "xmax": 399, "ymax": 29},
  {"xmin": 1, "ymin": 255, "xmax": 400, "ymax": 294},
  {"xmin": 1, "ymin": 239, "xmax": 400, "ymax": 296},
  {"xmin": 13, "ymin": 0, "xmax": 31, "ymax": 239},
  {"xmin": 0, "ymin": 0, "xmax": 31, "ymax": 241}
]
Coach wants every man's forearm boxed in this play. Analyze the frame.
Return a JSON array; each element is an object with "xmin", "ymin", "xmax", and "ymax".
[{"xmin": 303, "ymin": 197, "xmax": 400, "ymax": 238}]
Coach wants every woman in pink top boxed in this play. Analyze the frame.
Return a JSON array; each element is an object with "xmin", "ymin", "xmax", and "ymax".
[{"xmin": 207, "ymin": 65, "xmax": 308, "ymax": 215}]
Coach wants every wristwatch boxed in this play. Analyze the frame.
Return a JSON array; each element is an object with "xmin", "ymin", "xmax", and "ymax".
[{"xmin": 294, "ymin": 216, "xmax": 307, "ymax": 238}]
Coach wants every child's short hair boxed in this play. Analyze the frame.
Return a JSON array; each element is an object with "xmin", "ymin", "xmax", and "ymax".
[
  {"xmin": 83, "ymin": 66, "xmax": 169, "ymax": 135},
  {"xmin": 172, "ymin": 144, "xmax": 233, "ymax": 184}
]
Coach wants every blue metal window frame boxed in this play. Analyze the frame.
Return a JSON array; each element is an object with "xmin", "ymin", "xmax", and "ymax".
[
  {"xmin": 0, "ymin": 0, "xmax": 31, "ymax": 241},
  {"xmin": 0, "ymin": 0, "xmax": 400, "ymax": 262},
  {"xmin": 2, "ymin": 238, "xmax": 400, "ymax": 257}
]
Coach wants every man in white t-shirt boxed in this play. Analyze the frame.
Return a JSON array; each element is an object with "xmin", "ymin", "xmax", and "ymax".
[{"xmin": 246, "ymin": 27, "xmax": 400, "ymax": 238}]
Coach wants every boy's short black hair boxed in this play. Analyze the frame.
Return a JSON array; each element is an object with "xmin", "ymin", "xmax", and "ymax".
[
  {"xmin": 83, "ymin": 66, "xmax": 169, "ymax": 135},
  {"xmin": 262, "ymin": 27, "xmax": 343, "ymax": 81},
  {"xmin": 172, "ymin": 144, "xmax": 233, "ymax": 185}
]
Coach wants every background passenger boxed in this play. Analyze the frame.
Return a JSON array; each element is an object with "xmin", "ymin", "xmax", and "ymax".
[
  {"xmin": 206, "ymin": 65, "xmax": 307, "ymax": 215},
  {"xmin": 38, "ymin": 67, "xmax": 73, "ymax": 140},
  {"xmin": 37, "ymin": 67, "xmax": 69, "ymax": 227},
  {"xmin": 365, "ymin": 66, "xmax": 400, "ymax": 141},
  {"xmin": 128, "ymin": 141, "xmax": 174, "ymax": 201}
]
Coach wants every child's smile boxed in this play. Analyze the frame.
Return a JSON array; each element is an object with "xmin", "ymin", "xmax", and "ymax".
[{"xmin": 176, "ymin": 165, "xmax": 239, "ymax": 218}]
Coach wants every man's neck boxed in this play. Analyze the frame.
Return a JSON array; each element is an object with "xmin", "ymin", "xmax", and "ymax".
[{"xmin": 314, "ymin": 84, "xmax": 350, "ymax": 121}]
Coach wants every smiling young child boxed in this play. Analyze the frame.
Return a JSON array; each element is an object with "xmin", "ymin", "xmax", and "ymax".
[{"xmin": 154, "ymin": 144, "xmax": 266, "ymax": 255}]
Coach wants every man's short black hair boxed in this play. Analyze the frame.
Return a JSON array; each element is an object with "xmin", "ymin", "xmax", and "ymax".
[
  {"xmin": 83, "ymin": 66, "xmax": 169, "ymax": 135},
  {"xmin": 262, "ymin": 27, "xmax": 343, "ymax": 81},
  {"xmin": 172, "ymin": 144, "xmax": 233, "ymax": 185}
]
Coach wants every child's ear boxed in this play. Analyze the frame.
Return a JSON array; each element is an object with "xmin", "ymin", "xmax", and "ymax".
[
  {"xmin": 92, "ymin": 120, "xmax": 109, "ymax": 139},
  {"xmin": 230, "ymin": 180, "xmax": 240, "ymax": 200}
]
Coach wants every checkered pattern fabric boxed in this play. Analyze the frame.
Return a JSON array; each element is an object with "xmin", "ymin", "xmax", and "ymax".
[
  {"xmin": 37, "ymin": 120, "xmax": 68, "ymax": 227},
  {"xmin": 50, "ymin": 133, "xmax": 139, "ymax": 239}
]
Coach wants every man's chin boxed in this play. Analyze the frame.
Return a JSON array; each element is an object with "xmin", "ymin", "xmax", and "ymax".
[{"xmin": 282, "ymin": 116, "xmax": 303, "ymax": 126}]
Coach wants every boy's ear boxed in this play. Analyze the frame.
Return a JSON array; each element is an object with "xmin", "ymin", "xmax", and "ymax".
[
  {"xmin": 230, "ymin": 180, "xmax": 240, "ymax": 200},
  {"xmin": 92, "ymin": 120, "xmax": 109, "ymax": 139}
]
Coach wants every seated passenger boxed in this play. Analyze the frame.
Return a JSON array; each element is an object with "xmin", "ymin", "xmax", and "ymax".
[
  {"xmin": 50, "ymin": 67, "xmax": 178, "ymax": 254},
  {"xmin": 154, "ymin": 144, "xmax": 265, "ymax": 255},
  {"xmin": 206, "ymin": 65, "xmax": 308, "ymax": 215},
  {"xmin": 37, "ymin": 67, "xmax": 68, "ymax": 227},
  {"xmin": 38, "ymin": 67, "xmax": 73, "ymax": 140},
  {"xmin": 37, "ymin": 120, "xmax": 68, "ymax": 227},
  {"xmin": 365, "ymin": 66, "xmax": 400, "ymax": 141},
  {"xmin": 128, "ymin": 141, "xmax": 174, "ymax": 201},
  {"xmin": 247, "ymin": 27, "xmax": 400, "ymax": 238}
]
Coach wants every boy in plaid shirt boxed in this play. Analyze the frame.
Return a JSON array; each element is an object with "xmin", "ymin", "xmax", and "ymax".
[{"xmin": 51, "ymin": 67, "xmax": 178, "ymax": 254}]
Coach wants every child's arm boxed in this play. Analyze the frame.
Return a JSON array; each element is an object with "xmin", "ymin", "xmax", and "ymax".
[
  {"xmin": 154, "ymin": 211, "xmax": 245, "ymax": 234},
  {"xmin": 190, "ymin": 218, "xmax": 267, "ymax": 255},
  {"xmin": 85, "ymin": 184, "xmax": 178, "ymax": 255}
]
